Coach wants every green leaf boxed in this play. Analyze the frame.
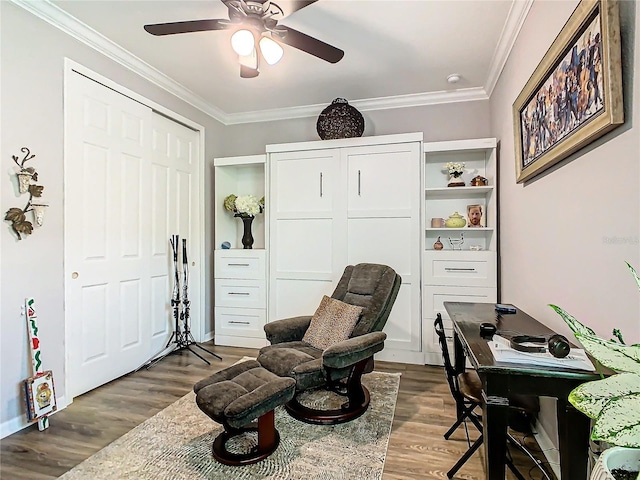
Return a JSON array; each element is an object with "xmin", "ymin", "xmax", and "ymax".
[
  {"xmin": 628, "ymin": 262, "xmax": 640, "ymax": 294},
  {"xmin": 576, "ymin": 334, "xmax": 640, "ymax": 374},
  {"xmin": 569, "ymin": 373, "xmax": 640, "ymax": 419},
  {"xmin": 592, "ymin": 391, "xmax": 640, "ymax": 447},
  {"xmin": 4, "ymin": 208, "xmax": 25, "ymax": 222},
  {"xmin": 549, "ymin": 304, "xmax": 596, "ymax": 336}
]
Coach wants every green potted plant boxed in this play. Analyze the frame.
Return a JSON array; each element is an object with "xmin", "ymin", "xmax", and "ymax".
[{"xmin": 550, "ymin": 263, "xmax": 640, "ymax": 480}]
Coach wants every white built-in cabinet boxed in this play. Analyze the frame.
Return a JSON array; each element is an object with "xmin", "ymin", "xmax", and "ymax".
[
  {"xmin": 213, "ymin": 155, "xmax": 268, "ymax": 348},
  {"xmin": 421, "ymin": 138, "xmax": 498, "ymax": 365},
  {"xmin": 267, "ymin": 133, "xmax": 423, "ymax": 364},
  {"xmin": 211, "ymin": 136, "xmax": 499, "ymax": 366}
]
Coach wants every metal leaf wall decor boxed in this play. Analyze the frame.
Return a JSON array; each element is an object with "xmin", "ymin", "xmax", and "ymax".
[{"xmin": 5, "ymin": 147, "xmax": 47, "ymax": 240}]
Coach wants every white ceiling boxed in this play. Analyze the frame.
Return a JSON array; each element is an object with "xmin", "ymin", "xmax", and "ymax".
[{"xmin": 18, "ymin": 0, "xmax": 533, "ymax": 124}]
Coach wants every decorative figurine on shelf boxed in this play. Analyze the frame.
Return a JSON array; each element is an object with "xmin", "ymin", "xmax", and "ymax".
[
  {"xmin": 443, "ymin": 161, "xmax": 465, "ymax": 187},
  {"xmin": 433, "ymin": 236, "xmax": 444, "ymax": 250},
  {"xmin": 5, "ymin": 147, "xmax": 47, "ymax": 240},
  {"xmin": 223, "ymin": 194, "xmax": 265, "ymax": 249},
  {"xmin": 470, "ymin": 175, "xmax": 488, "ymax": 186},
  {"xmin": 449, "ymin": 233, "xmax": 464, "ymax": 250}
]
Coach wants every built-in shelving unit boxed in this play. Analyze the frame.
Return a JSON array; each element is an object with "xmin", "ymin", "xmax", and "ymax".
[{"xmin": 422, "ymin": 138, "xmax": 499, "ymax": 365}]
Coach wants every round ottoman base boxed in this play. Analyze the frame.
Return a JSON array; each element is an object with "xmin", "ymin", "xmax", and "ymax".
[{"xmin": 212, "ymin": 410, "xmax": 280, "ymax": 466}]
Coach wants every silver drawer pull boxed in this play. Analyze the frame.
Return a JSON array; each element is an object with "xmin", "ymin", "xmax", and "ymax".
[
  {"xmin": 445, "ymin": 268, "xmax": 477, "ymax": 272},
  {"xmin": 228, "ymin": 263, "xmax": 250, "ymax": 266},
  {"xmin": 229, "ymin": 321, "xmax": 251, "ymax": 325},
  {"xmin": 228, "ymin": 292, "xmax": 250, "ymax": 295}
]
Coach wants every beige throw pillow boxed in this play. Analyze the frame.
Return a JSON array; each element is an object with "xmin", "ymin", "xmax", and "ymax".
[{"xmin": 302, "ymin": 295, "xmax": 364, "ymax": 350}]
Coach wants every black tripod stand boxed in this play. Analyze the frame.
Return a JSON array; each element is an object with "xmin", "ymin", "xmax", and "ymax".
[{"xmin": 144, "ymin": 235, "xmax": 221, "ymax": 369}]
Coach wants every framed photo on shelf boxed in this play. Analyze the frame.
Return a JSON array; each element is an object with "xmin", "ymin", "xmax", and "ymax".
[
  {"xmin": 24, "ymin": 370, "xmax": 57, "ymax": 422},
  {"xmin": 467, "ymin": 203, "xmax": 486, "ymax": 228},
  {"xmin": 512, "ymin": 0, "xmax": 623, "ymax": 183}
]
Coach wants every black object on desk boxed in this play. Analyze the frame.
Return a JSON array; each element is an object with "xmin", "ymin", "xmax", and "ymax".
[{"xmin": 443, "ymin": 301, "xmax": 609, "ymax": 480}]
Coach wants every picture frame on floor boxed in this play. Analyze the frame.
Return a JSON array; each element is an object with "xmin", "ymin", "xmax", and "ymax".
[
  {"xmin": 25, "ymin": 370, "xmax": 57, "ymax": 422},
  {"xmin": 512, "ymin": 0, "xmax": 623, "ymax": 183}
]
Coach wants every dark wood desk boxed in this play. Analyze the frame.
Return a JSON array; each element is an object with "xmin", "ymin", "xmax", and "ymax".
[{"xmin": 444, "ymin": 301, "xmax": 605, "ymax": 480}]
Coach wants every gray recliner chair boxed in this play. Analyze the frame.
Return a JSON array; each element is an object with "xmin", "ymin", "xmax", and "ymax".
[{"xmin": 257, "ymin": 263, "xmax": 401, "ymax": 425}]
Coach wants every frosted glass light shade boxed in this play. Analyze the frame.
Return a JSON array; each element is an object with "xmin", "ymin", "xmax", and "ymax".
[
  {"xmin": 231, "ymin": 29, "xmax": 254, "ymax": 56},
  {"xmin": 259, "ymin": 36, "xmax": 284, "ymax": 65}
]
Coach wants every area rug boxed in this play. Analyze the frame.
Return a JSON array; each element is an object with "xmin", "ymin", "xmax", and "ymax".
[{"xmin": 58, "ymin": 364, "xmax": 401, "ymax": 480}]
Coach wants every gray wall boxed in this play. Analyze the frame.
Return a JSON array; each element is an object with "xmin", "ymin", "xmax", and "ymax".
[
  {"xmin": 489, "ymin": 0, "xmax": 639, "ymax": 448},
  {"xmin": 0, "ymin": 2, "xmax": 225, "ymax": 435},
  {"xmin": 217, "ymin": 101, "xmax": 492, "ymax": 156}
]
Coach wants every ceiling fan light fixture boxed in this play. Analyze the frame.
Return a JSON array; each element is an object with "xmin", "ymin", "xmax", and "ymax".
[
  {"xmin": 231, "ymin": 29, "xmax": 255, "ymax": 56},
  {"xmin": 259, "ymin": 36, "xmax": 284, "ymax": 65}
]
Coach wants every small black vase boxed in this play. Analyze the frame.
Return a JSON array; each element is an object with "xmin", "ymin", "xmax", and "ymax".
[{"xmin": 241, "ymin": 216, "xmax": 254, "ymax": 249}]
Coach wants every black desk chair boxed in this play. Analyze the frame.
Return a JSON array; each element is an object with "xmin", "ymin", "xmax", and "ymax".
[{"xmin": 434, "ymin": 314, "xmax": 548, "ymax": 480}]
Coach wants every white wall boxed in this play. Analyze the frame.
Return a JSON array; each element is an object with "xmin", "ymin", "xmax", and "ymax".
[
  {"xmin": 0, "ymin": 2, "xmax": 225, "ymax": 437},
  {"xmin": 490, "ymin": 0, "xmax": 639, "ymax": 448}
]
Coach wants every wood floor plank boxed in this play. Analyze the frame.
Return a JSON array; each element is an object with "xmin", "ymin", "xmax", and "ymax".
[{"xmin": 0, "ymin": 344, "xmax": 556, "ymax": 480}]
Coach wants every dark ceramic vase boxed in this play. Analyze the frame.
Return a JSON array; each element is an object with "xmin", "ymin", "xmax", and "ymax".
[{"xmin": 241, "ymin": 216, "xmax": 254, "ymax": 249}]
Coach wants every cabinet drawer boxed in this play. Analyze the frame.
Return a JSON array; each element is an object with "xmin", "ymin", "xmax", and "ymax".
[
  {"xmin": 215, "ymin": 307, "xmax": 265, "ymax": 338},
  {"xmin": 215, "ymin": 279, "xmax": 266, "ymax": 308},
  {"xmin": 215, "ymin": 250, "xmax": 265, "ymax": 279},
  {"xmin": 424, "ymin": 251, "xmax": 496, "ymax": 287},
  {"xmin": 423, "ymin": 285, "xmax": 496, "ymax": 320}
]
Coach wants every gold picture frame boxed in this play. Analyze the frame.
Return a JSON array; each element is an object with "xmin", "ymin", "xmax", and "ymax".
[{"xmin": 513, "ymin": 0, "xmax": 623, "ymax": 183}]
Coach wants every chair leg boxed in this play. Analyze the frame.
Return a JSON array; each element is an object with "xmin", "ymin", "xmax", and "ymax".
[{"xmin": 447, "ymin": 434, "xmax": 483, "ymax": 479}]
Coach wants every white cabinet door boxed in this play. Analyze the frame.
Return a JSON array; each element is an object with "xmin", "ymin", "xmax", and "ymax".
[
  {"xmin": 269, "ymin": 149, "xmax": 346, "ymax": 322},
  {"xmin": 345, "ymin": 143, "xmax": 420, "ymax": 217},
  {"xmin": 271, "ymin": 150, "xmax": 341, "ymax": 216}
]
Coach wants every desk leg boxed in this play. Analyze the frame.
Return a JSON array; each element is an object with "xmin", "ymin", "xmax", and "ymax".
[
  {"xmin": 557, "ymin": 398, "xmax": 590, "ymax": 480},
  {"xmin": 482, "ymin": 389, "xmax": 508, "ymax": 480}
]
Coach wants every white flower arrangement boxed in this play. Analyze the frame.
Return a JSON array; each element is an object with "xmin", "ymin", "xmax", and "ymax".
[
  {"xmin": 223, "ymin": 194, "xmax": 265, "ymax": 218},
  {"xmin": 443, "ymin": 162, "xmax": 465, "ymax": 178}
]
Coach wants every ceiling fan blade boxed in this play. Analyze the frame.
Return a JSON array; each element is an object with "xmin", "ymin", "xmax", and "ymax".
[
  {"xmin": 275, "ymin": 26, "xmax": 343, "ymax": 63},
  {"xmin": 286, "ymin": 1, "xmax": 319, "ymax": 16},
  {"xmin": 144, "ymin": 19, "xmax": 231, "ymax": 36}
]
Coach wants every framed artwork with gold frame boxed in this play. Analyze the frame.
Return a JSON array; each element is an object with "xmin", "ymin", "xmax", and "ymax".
[{"xmin": 513, "ymin": 0, "xmax": 623, "ymax": 183}]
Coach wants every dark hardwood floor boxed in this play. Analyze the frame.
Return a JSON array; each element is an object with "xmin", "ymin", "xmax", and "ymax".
[{"xmin": 0, "ymin": 343, "xmax": 557, "ymax": 479}]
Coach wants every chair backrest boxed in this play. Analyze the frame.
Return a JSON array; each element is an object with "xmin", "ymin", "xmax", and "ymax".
[
  {"xmin": 331, "ymin": 263, "xmax": 401, "ymax": 337},
  {"xmin": 434, "ymin": 314, "xmax": 463, "ymax": 401}
]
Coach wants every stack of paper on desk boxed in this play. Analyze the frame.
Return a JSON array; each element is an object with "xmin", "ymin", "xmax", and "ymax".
[{"xmin": 489, "ymin": 335, "xmax": 596, "ymax": 371}]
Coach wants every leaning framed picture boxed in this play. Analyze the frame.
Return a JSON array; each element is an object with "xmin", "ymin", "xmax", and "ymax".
[
  {"xmin": 24, "ymin": 370, "xmax": 57, "ymax": 422},
  {"xmin": 513, "ymin": 0, "xmax": 623, "ymax": 183}
]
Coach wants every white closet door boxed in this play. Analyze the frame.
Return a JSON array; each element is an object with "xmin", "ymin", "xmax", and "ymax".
[
  {"xmin": 65, "ymin": 72, "xmax": 153, "ymax": 398},
  {"xmin": 269, "ymin": 149, "xmax": 346, "ymax": 321},
  {"xmin": 149, "ymin": 115, "xmax": 201, "ymax": 355},
  {"xmin": 65, "ymin": 72, "xmax": 201, "ymax": 399}
]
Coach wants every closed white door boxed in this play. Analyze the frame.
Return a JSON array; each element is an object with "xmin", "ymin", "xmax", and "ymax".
[
  {"xmin": 344, "ymin": 143, "xmax": 422, "ymax": 353},
  {"xmin": 269, "ymin": 149, "xmax": 346, "ymax": 321},
  {"xmin": 65, "ymin": 72, "xmax": 201, "ymax": 398},
  {"xmin": 149, "ymin": 115, "xmax": 200, "ymax": 355}
]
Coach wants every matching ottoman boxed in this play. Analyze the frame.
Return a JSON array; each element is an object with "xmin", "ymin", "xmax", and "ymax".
[{"xmin": 194, "ymin": 359, "xmax": 295, "ymax": 465}]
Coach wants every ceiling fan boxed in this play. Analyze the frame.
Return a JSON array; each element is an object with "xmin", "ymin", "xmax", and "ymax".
[{"xmin": 144, "ymin": 0, "xmax": 344, "ymax": 78}]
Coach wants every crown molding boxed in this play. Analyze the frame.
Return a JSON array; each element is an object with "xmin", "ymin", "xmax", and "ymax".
[
  {"xmin": 224, "ymin": 88, "xmax": 490, "ymax": 125},
  {"xmin": 484, "ymin": 0, "xmax": 535, "ymax": 97},
  {"xmin": 9, "ymin": 0, "xmax": 229, "ymax": 123},
  {"xmin": 11, "ymin": 0, "xmax": 529, "ymax": 125}
]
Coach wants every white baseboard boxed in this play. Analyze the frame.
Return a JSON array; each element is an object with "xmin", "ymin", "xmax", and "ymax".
[
  {"xmin": 533, "ymin": 419, "xmax": 561, "ymax": 479},
  {"xmin": 1, "ymin": 395, "xmax": 67, "ymax": 439}
]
